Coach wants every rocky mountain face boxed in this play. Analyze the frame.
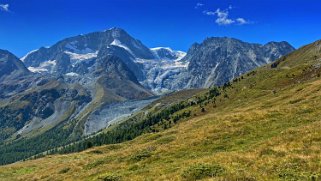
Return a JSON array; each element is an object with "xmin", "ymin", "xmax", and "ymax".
[
  {"xmin": 137, "ymin": 37, "xmax": 294, "ymax": 92},
  {"xmin": 0, "ymin": 49, "xmax": 30, "ymax": 81},
  {"xmin": 91, "ymin": 54, "xmax": 153, "ymax": 101},
  {"xmin": 0, "ymin": 79, "xmax": 92, "ymax": 141},
  {"xmin": 181, "ymin": 37, "xmax": 295, "ymax": 88}
]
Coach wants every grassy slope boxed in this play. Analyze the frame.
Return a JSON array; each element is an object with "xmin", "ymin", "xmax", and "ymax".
[{"xmin": 1, "ymin": 41, "xmax": 321, "ymax": 180}]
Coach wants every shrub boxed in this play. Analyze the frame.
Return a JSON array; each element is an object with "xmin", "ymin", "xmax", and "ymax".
[
  {"xmin": 98, "ymin": 173, "xmax": 121, "ymax": 181},
  {"xmin": 131, "ymin": 150, "xmax": 152, "ymax": 161},
  {"xmin": 182, "ymin": 163, "xmax": 225, "ymax": 180},
  {"xmin": 85, "ymin": 158, "xmax": 112, "ymax": 169},
  {"xmin": 156, "ymin": 136, "xmax": 176, "ymax": 144},
  {"xmin": 208, "ymin": 87, "xmax": 221, "ymax": 99},
  {"xmin": 58, "ymin": 167, "xmax": 70, "ymax": 174},
  {"xmin": 88, "ymin": 150, "xmax": 103, "ymax": 154}
]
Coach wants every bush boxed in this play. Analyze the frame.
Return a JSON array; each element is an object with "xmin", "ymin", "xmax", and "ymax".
[
  {"xmin": 182, "ymin": 163, "xmax": 225, "ymax": 180},
  {"xmin": 131, "ymin": 150, "xmax": 152, "ymax": 161},
  {"xmin": 88, "ymin": 150, "xmax": 103, "ymax": 154},
  {"xmin": 98, "ymin": 173, "xmax": 121, "ymax": 181},
  {"xmin": 58, "ymin": 167, "xmax": 70, "ymax": 174},
  {"xmin": 156, "ymin": 136, "xmax": 176, "ymax": 145},
  {"xmin": 85, "ymin": 158, "xmax": 112, "ymax": 169},
  {"xmin": 208, "ymin": 87, "xmax": 221, "ymax": 99}
]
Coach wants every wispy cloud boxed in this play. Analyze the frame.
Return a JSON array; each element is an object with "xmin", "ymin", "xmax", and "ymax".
[
  {"xmin": 195, "ymin": 2, "xmax": 204, "ymax": 9},
  {"xmin": 236, "ymin": 18, "xmax": 249, "ymax": 25},
  {"xmin": 0, "ymin": 4, "xmax": 9, "ymax": 12},
  {"xmin": 204, "ymin": 8, "xmax": 236, "ymax": 25},
  {"xmin": 200, "ymin": 5, "xmax": 251, "ymax": 26}
]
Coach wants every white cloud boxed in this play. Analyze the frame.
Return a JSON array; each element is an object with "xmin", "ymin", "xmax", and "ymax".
[
  {"xmin": 236, "ymin": 18, "xmax": 249, "ymax": 25},
  {"xmin": 203, "ymin": 5, "xmax": 250, "ymax": 26},
  {"xmin": 214, "ymin": 8, "xmax": 235, "ymax": 25},
  {"xmin": 202, "ymin": 10, "xmax": 215, "ymax": 16},
  {"xmin": 195, "ymin": 3, "xmax": 204, "ymax": 9},
  {"xmin": 0, "ymin": 4, "xmax": 9, "ymax": 12}
]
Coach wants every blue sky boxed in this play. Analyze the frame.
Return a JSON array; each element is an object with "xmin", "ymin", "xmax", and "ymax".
[{"xmin": 0, "ymin": 0, "xmax": 320, "ymax": 57}]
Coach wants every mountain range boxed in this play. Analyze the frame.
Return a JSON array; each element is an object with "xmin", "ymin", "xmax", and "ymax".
[
  {"xmin": 21, "ymin": 27, "xmax": 295, "ymax": 93},
  {"xmin": 0, "ymin": 27, "xmax": 295, "ymax": 165},
  {"xmin": 1, "ymin": 33, "xmax": 321, "ymax": 180}
]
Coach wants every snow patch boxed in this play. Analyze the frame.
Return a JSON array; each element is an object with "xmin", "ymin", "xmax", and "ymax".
[
  {"xmin": 175, "ymin": 51, "xmax": 187, "ymax": 61},
  {"xmin": 110, "ymin": 39, "xmax": 135, "ymax": 56},
  {"xmin": 65, "ymin": 72, "xmax": 79, "ymax": 77},
  {"xmin": 150, "ymin": 47, "xmax": 173, "ymax": 51},
  {"xmin": 41, "ymin": 60, "xmax": 56, "ymax": 67},
  {"xmin": 65, "ymin": 51, "xmax": 98, "ymax": 61},
  {"xmin": 27, "ymin": 60, "xmax": 56, "ymax": 73},
  {"xmin": 150, "ymin": 47, "xmax": 186, "ymax": 61},
  {"xmin": 27, "ymin": 66, "xmax": 48, "ymax": 73},
  {"xmin": 65, "ymin": 41, "xmax": 95, "ymax": 54},
  {"xmin": 21, "ymin": 49, "xmax": 39, "ymax": 62}
]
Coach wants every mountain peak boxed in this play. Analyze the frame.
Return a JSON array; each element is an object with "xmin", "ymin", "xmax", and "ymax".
[
  {"xmin": 204, "ymin": 37, "xmax": 242, "ymax": 43},
  {"xmin": 104, "ymin": 27, "xmax": 129, "ymax": 39},
  {"xmin": 0, "ymin": 49, "xmax": 30, "ymax": 81},
  {"xmin": 105, "ymin": 27, "xmax": 126, "ymax": 32},
  {"xmin": 22, "ymin": 27, "xmax": 155, "ymax": 76},
  {"xmin": 0, "ymin": 49, "xmax": 11, "ymax": 55},
  {"xmin": 264, "ymin": 41, "xmax": 294, "ymax": 48}
]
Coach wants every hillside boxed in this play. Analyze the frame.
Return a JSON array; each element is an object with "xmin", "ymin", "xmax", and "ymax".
[{"xmin": 0, "ymin": 40, "xmax": 320, "ymax": 180}]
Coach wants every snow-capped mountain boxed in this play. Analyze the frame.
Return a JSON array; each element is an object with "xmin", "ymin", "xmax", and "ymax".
[
  {"xmin": 22, "ymin": 27, "xmax": 154, "ymax": 80},
  {"xmin": 21, "ymin": 28, "xmax": 295, "ymax": 94},
  {"xmin": 21, "ymin": 28, "xmax": 189, "ymax": 93},
  {"xmin": 1, "ymin": 29, "xmax": 159, "ymax": 143}
]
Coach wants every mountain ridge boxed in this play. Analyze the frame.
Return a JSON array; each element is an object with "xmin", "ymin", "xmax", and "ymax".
[
  {"xmin": 182, "ymin": 37, "xmax": 295, "ymax": 87},
  {"xmin": 20, "ymin": 28, "xmax": 295, "ymax": 93}
]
